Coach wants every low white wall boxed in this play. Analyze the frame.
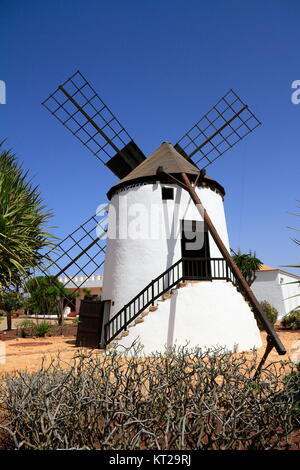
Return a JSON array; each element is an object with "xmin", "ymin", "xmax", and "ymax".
[{"xmin": 26, "ymin": 314, "xmax": 76, "ymax": 319}]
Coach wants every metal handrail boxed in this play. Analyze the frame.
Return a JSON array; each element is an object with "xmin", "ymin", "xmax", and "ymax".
[{"xmin": 104, "ymin": 257, "xmax": 237, "ymax": 346}]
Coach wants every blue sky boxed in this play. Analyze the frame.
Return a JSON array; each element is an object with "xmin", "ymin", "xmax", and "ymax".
[{"xmin": 1, "ymin": 0, "xmax": 300, "ymax": 273}]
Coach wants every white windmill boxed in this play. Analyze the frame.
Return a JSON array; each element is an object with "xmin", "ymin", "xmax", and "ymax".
[{"xmin": 42, "ymin": 71, "xmax": 286, "ymax": 363}]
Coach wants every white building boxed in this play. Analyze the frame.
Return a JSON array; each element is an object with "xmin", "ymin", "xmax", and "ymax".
[
  {"xmin": 251, "ymin": 265, "xmax": 300, "ymax": 319},
  {"xmin": 101, "ymin": 142, "xmax": 262, "ymax": 354},
  {"xmin": 58, "ymin": 274, "xmax": 103, "ymax": 312}
]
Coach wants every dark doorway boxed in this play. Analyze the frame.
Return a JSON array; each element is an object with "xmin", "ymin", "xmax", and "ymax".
[
  {"xmin": 76, "ymin": 299, "xmax": 104, "ymax": 348},
  {"xmin": 181, "ymin": 220, "xmax": 211, "ymax": 279}
]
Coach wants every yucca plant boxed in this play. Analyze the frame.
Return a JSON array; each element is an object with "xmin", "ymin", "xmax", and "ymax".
[
  {"xmin": 232, "ymin": 249, "xmax": 263, "ymax": 286},
  {"xmin": 0, "ymin": 142, "xmax": 54, "ymax": 328}
]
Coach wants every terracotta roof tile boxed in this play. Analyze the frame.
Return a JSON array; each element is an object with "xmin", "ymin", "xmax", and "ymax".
[{"xmin": 257, "ymin": 264, "xmax": 300, "ymax": 279}]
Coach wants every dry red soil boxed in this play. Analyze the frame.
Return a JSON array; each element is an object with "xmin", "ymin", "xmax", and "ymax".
[{"xmin": 0, "ymin": 326, "xmax": 299, "ymax": 375}]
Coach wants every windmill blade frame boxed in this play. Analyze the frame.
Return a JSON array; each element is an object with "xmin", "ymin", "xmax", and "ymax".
[
  {"xmin": 174, "ymin": 89, "xmax": 261, "ymax": 169},
  {"xmin": 42, "ymin": 70, "xmax": 145, "ymax": 178},
  {"xmin": 27, "ymin": 209, "xmax": 108, "ymax": 302}
]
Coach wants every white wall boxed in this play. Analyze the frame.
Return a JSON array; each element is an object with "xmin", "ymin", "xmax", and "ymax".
[
  {"xmin": 279, "ymin": 273, "xmax": 300, "ymax": 316},
  {"xmin": 116, "ymin": 281, "xmax": 262, "ymax": 354},
  {"xmin": 251, "ymin": 271, "xmax": 282, "ymax": 314},
  {"xmin": 251, "ymin": 271, "xmax": 300, "ymax": 319},
  {"xmin": 102, "ymin": 182, "xmax": 230, "ymax": 319}
]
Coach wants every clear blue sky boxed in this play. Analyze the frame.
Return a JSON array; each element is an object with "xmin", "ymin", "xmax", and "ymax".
[{"xmin": 1, "ymin": 0, "xmax": 299, "ymax": 273}]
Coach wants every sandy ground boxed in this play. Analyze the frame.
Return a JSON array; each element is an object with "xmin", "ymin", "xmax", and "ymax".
[
  {"xmin": 0, "ymin": 317, "xmax": 71, "ymax": 331},
  {"xmin": 0, "ymin": 327, "xmax": 299, "ymax": 375}
]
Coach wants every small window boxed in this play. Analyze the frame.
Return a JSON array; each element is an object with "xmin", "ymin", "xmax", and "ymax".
[{"xmin": 162, "ymin": 187, "xmax": 174, "ymax": 200}]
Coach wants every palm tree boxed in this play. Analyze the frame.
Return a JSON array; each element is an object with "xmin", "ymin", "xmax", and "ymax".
[
  {"xmin": 0, "ymin": 143, "xmax": 53, "ymax": 328},
  {"xmin": 232, "ymin": 249, "xmax": 263, "ymax": 287}
]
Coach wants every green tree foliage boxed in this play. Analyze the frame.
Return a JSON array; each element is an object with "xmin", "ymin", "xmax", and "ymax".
[
  {"xmin": 0, "ymin": 291, "xmax": 24, "ymax": 330},
  {"xmin": 232, "ymin": 249, "xmax": 263, "ymax": 286},
  {"xmin": 0, "ymin": 143, "xmax": 53, "ymax": 291},
  {"xmin": 26, "ymin": 275, "xmax": 78, "ymax": 325}
]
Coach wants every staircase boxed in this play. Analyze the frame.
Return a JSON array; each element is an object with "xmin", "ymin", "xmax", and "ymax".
[
  {"xmin": 105, "ymin": 280, "xmax": 196, "ymax": 350},
  {"xmin": 103, "ymin": 257, "xmax": 238, "ymax": 348}
]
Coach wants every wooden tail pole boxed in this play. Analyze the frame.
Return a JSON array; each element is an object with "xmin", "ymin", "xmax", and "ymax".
[
  {"xmin": 253, "ymin": 335, "xmax": 275, "ymax": 379},
  {"xmin": 180, "ymin": 172, "xmax": 286, "ymax": 356}
]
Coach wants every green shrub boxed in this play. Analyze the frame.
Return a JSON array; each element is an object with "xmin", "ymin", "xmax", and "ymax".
[
  {"xmin": 17, "ymin": 320, "xmax": 52, "ymax": 337},
  {"xmin": 35, "ymin": 321, "xmax": 51, "ymax": 337},
  {"xmin": 257, "ymin": 301, "xmax": 278, "ymax": 330},
  {"xmin": 281, "ymin": 309, "xmax": 300, "ymax": 330},
  {"xmin": 0, "ymin": 309, "xmax": 6, "ymax": 316},
  {"xmin": 17, "ymin": 319, "xmax": 37, "ymax": 338}
]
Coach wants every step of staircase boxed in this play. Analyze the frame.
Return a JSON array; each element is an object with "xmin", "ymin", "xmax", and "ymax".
[
  {"xmin": 140, "ymin": 311, "xmax": 149, "ymax": 317},
  {"xmin": 115, "ymin": 330, "xmax": 130, "ymax": 340},
  {"xmin": 149, "ymin": 305, "xmax": 158, "ymax": 312},
  {"xmin": 158, "ymin": 293, "xmax": 172, "ymax": 302},
  {"xmin": 106, "ymin": 341, "xmax": 117, "ymax": 350},
  {"xmin": 177, "ymin": 281, "xmax": 188, "ymax": 288}
]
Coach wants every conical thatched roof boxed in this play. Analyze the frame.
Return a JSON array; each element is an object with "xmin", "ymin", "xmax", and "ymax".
[
  {"xmin": 107, "ymin": 142, "xmax": 224, "ymax": 199},
  {"xmin": 121, "ymin": 142, "xmax": 199, "ymax": 181}
]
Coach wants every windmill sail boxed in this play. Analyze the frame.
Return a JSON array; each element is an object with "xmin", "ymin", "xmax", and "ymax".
[
  {"xmin": 42, "ymin": 70, "xmax": 145, "ymax": 178},
  {"xmin": 174, "ymin": 89, "xmax": 261, "ymax": 169},
  {"xmin": 28, "ymin": 210, "xmax": 108, "ymax": 301}
]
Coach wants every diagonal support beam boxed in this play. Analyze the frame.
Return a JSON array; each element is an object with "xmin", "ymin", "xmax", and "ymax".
[
  {"xmin": 253, "ymin": 335, "xmax": 275, "ymax": 378},
  {"xmin": 178, "ymin": 171, "xmax": 286, "ymax": 356}
]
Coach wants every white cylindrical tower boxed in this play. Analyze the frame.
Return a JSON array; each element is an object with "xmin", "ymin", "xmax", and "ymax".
[
  {"xmin": 102, "ymin": 143, "xmax": 229, "ymax": 316},
  {"xmin": 101, "ymin": 142, "xmax": 262, "ymax": 353}
]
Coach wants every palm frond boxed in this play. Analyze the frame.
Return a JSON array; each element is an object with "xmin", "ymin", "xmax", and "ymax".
[{"xmin": 0, "ymin": 142, "xmax": 54, "ymax": 289}]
